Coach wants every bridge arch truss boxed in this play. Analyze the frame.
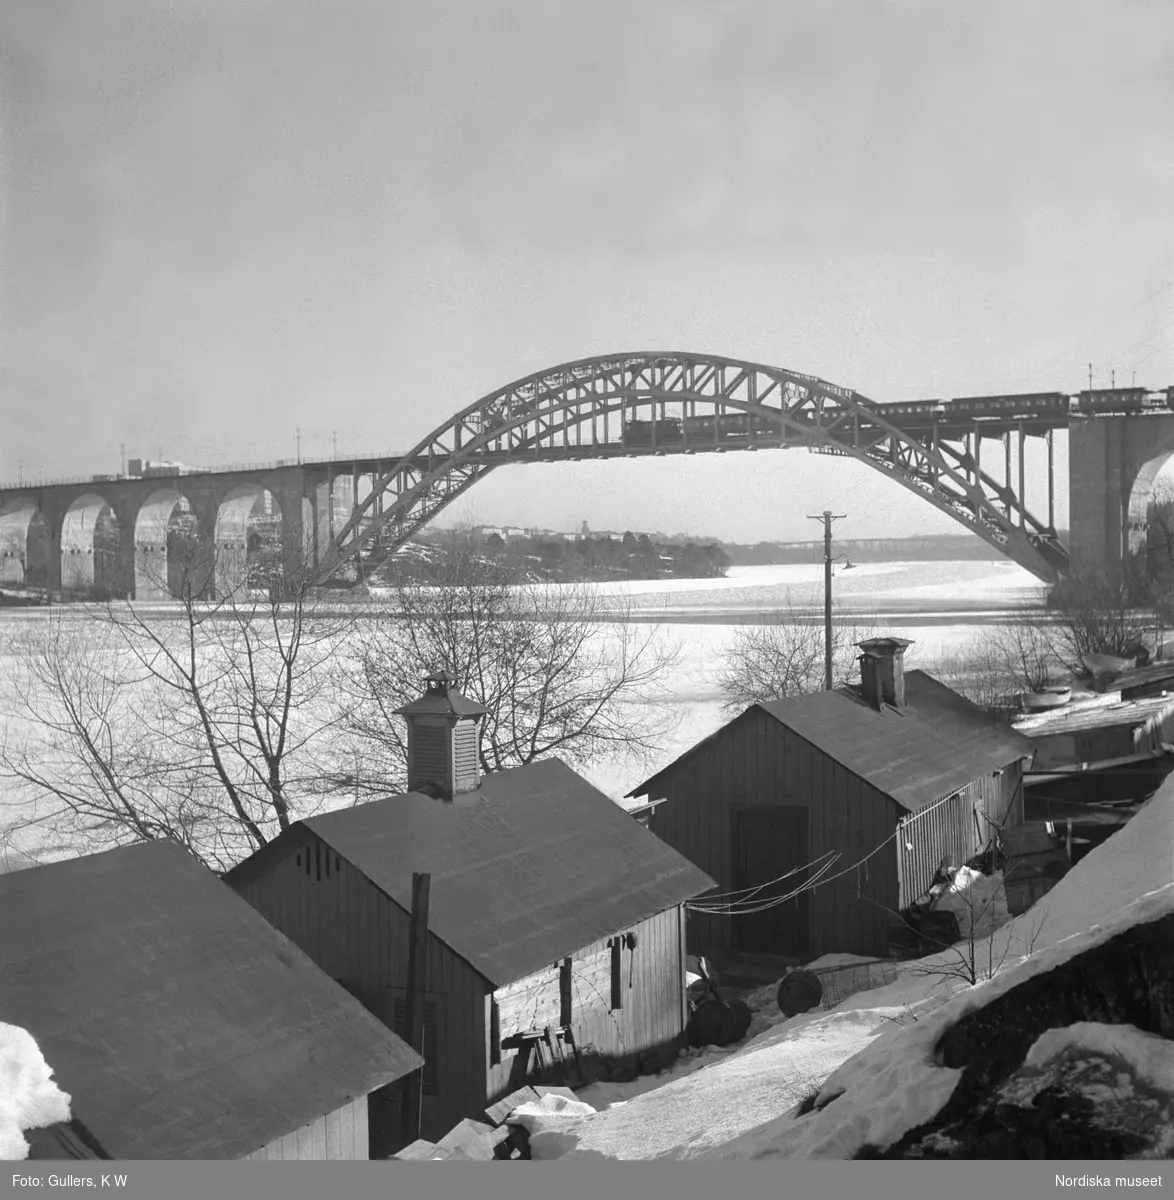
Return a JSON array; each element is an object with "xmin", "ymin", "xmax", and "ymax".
[{"xmin": 320, "ymin": 352, "xmax": 1069, "ymax": 582}]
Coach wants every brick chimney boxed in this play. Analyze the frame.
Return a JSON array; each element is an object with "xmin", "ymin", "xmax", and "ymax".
[
  {"xmin": 393, "ymin": 672, "xmax": 489, "ymax": 800},
  {"xmin": 856, "ymin": 637, "xmax": 913, "ymax": 709}
]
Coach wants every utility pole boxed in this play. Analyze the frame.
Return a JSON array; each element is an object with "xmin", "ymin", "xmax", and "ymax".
[
  {"xmin": 807, "ymin": 510, "xmax": 846, "ymax": 690},
  {"xmin": 296, "ymin": 428, "xmax": 301, "ymax": 463},
  {"xmin": 119, "ymin": 443, "xmax": 125, "ymax": 475},
  {"xmin": 1088, "ymin": 362, "xmax": 1093, "ymax": 391},
  {"xmin": 333, "ymin": 430, "xmax": 338, "ymax": 460}
]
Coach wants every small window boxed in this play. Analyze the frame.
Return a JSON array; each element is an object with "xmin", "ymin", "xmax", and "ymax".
[
  {"xmin": 559, "ymin": 957, "xmax": 572, "ymax": 1027},
  {"xmin": 610, "ymin": 938, "xmax": 623, "ymax": 1011}
]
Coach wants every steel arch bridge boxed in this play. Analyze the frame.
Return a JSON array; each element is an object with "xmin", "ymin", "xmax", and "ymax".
[{"xmin": 318, "ymin": 352, "xmax": 1070, "ymax": 583}]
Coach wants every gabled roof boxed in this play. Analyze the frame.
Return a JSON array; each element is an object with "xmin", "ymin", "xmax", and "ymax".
[
  {"xmin": 233, "ymin": 758, "xmax": 716, "ymax": 988},
  {"xmin": 629, "ymin": 670, "xmax": 1035, "ymax": 814},
  {"xmin": 0, "ymin": 840, "xmax": 422, "ymax": 1160}
]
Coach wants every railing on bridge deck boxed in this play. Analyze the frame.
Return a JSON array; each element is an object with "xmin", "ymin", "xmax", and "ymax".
[{"xmin": 0, "ymin": 452, "xmax": 414, "ymax": 494}]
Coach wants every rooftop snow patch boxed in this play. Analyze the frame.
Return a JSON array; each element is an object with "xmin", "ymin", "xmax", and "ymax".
[{"xmin": 0, "ymin": 1023, "xmax": 71, "ymax": 1160}]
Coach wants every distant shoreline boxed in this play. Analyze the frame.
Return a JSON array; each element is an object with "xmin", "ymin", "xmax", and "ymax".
[{"xmin": 619, "ymin": 607, "xmax": 1051, "ymax": 627}]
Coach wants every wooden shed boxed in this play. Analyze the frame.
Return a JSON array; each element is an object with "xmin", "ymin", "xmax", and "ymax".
[
  {"xmin": 0, "ymin": 840, "xmax": 422, "ymax": 1160},
  {"xmin": 628, "ymin": 639, "xmax": 1035, "ymax": 962},
  {"xmin": 226, "ymin": 674, "xmax": 716, "ymax": 1157}
]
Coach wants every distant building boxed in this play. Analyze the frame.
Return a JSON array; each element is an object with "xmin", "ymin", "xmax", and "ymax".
[
  {"xmin": 227, "ymin": 672, "xmax": 715, "ymax": 1155},
  {"xmin": 627, "ymin": 638, "xmax": 1034, "ymax": 961},
  {"xmin": 125, "ymin": 458, "xmax": 186, "ymax": 478},
  {"xmin": 0, "ymin": 841, "xmax": 421, "ymax": 1160}
]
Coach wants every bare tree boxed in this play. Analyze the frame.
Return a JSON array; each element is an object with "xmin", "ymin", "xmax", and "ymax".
[
  {"xmin": 1048, "ymin": 559, "xmax": 1154, "ymax": 672},
  {"xmin": 927, "ymin": 620, "xmax": 1063, "ymax": 715},
  {"xmin": 0, "ymin": 545, "xmax": 352, "ymax": 872},
  {"xmin": 342, "ymin": 546, "xmax": 682, "ymax": 789},
  {"xmin": 717, "ymin": 596, "xmax": 875, "ymax": 714},
  {"xmin": 897, "ymin": 873, "xmax": 1049, "ymax": 990}
]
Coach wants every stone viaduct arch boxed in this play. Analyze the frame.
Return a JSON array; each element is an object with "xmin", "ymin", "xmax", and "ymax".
[
  {"xmin": 15, "ymin": 353, "xmax": 1174, "ymax": 595},
  {"xmin": 0, "ymin": 467, "xmax": 312, "ymax": 601}
]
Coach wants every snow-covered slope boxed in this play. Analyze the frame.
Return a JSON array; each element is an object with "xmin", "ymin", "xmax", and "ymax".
[{"xmin": 538, "ymin": 784, "xmax": 1174, "ymax": 1160}]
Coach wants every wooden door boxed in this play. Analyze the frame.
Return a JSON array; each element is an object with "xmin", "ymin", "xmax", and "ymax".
[{"xmin": 731, "ymin": 807, "xmax": 810, "ymax": 957}]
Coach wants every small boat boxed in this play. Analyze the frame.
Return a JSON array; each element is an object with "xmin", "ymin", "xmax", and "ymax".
[
  {"xmin": 0, "ymin": 587, "xmax": 49, "ymax": 608},
  {"xmin": 1020, "ymin": 685, "xmax": 1072, "ymax": 712},
  {"xmin": 1081, "ymin": 652, "xmax": 1135, "ymax": 676}
]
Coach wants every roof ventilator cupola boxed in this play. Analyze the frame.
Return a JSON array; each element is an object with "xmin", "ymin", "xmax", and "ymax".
[
  {"xmin": 394, "ymin": 671, "xmax": 489, "ymax": 802},
  {"xmin": 856, "ymin": 637, "xmax": 914, "ymax": 710}
]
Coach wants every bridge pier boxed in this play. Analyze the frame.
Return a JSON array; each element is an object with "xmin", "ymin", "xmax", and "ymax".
[
  {"xmin": 270, "ymin": 469, "xmax": 314, "ymax": 591},
  {"xmin": 1069, "ymin": 414, "xmax": 1174, "ymax": 578}
]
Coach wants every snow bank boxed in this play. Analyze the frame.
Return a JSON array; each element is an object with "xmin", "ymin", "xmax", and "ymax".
[
  {"xmin": 505, "ymin": 1092, "xmax": 598, "ymax": 1160},
  {"xmin": 804, "ymin": 953, "xmax": 880, "ymax": 971},
  {"xmin": 1023, "ymin": 1022, "xmax": 1174, "ymax": 1094},
  {"xmin": 560, "ymin": 1006, "xmax": 904, "ymax": 1160},
  {"xmin": 0, "ymin": 1024, "xmax": 71, "ymax": 1160}
]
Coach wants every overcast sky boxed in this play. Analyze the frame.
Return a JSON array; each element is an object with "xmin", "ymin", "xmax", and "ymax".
[{"xmin": 2, "ymin": 0, "xmax": 1172, "ymax": 541}]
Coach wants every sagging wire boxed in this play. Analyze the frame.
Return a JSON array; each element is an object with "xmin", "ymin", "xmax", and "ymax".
[
  {"xmin": 686, "ymin": 850, "xmax": 838, "ymax": 907},
  {"xmin": 687, "ymin": 852, "xmax": 840, "ymax": 916},
  {"xmin": 688, "ymin": 828, "xmax": 904, "ymax": 920}
]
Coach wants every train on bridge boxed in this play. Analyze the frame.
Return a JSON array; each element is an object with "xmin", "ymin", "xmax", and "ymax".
[
  {"xmin": 621, "ymin": 386, "xmax": 1174, "ymax": 447},
  {"xmin": 870, "ymin": 386, "xmax": 1174, "ymax": 424}
]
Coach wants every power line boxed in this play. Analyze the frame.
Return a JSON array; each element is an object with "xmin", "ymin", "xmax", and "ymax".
[
  {"xmin": 1010, "ymin": 277, "xmax": 1174, "ymax": 388},
  {"xmin": 1129, "ymin": 334, "xmax": 1174, "ymax": 371}
]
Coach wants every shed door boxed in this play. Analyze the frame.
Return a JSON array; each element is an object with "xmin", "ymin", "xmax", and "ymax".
[{"xmin": 731, "ymin": 807, "xmax": 810, "ymax": 957}]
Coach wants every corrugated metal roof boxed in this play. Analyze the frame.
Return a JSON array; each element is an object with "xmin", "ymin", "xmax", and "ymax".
[
  {"xmin": 0, "ymin": 840, "xmax": 422, "ymax": 1160},
  {"xmin": 1013, "ymin": 689, "xmax": 1174, "ymax": 736},
  {"xmin": 630, "ymin": 670, "xmax": 1034, "ymax": 814},
  {"xmin": 292, "ymin": 757, "xmax": 717, "ymax": 987}
]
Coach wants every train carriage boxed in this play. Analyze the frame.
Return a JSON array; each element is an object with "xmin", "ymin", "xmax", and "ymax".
[{"xmin": 1076, "ymin": 387, "xmax": 1151, "ymax": 416}]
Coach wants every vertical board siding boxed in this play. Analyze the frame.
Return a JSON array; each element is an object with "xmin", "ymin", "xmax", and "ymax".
[
  {"xmin": 483, "ymin": 906, "xmax": 687, "ymax": 1105},
  {"xmin": 235, "ymin": 838, "xmax": 691, "ymax": 1149},
  {"xmin": 231, "ymin": 836, "xmax": 489, "ymax": 1151},
  {"xmin": 243, "ymin": 1100, "xmax": 366, "ymax": 1160},
  {"xmin": 896, "ymin": 760, "xmax": 1025, "ymax": 909},
  {"xmin": 648, "ymin": 708, "xmax": 913, "ymax": 961}
]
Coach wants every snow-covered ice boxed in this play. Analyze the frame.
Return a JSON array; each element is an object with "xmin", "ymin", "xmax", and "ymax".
[{"xmin": 0, "ymin": 1023, "xmax": 71, "ymax": 1161}]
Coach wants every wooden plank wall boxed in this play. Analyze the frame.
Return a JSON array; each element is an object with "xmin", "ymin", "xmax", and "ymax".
[
  {"xmin": 793, "ymin": 726, "xmax": 899, "ymax": 959},
  {"xmin": 483, "ymin": 906, "xmax": 687, "ymax": 1103},
  {"xmin": 243, "ymin": 1098, "xmax": 368, "ymax": 1160},
  {"xmin": 647, "ymin": 710, "xmax": 900, "ymax": 959},
  {"xmin": 896, "ymin": 759, "xmax": 1024, "ymax": 909},
  {"xmin": 648, "ymin": 709, "xmax": 784, "ymax": 959},
  {"xmin": 230, "ymin": 835, "xmax": 490, "ymax": 1149}
]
